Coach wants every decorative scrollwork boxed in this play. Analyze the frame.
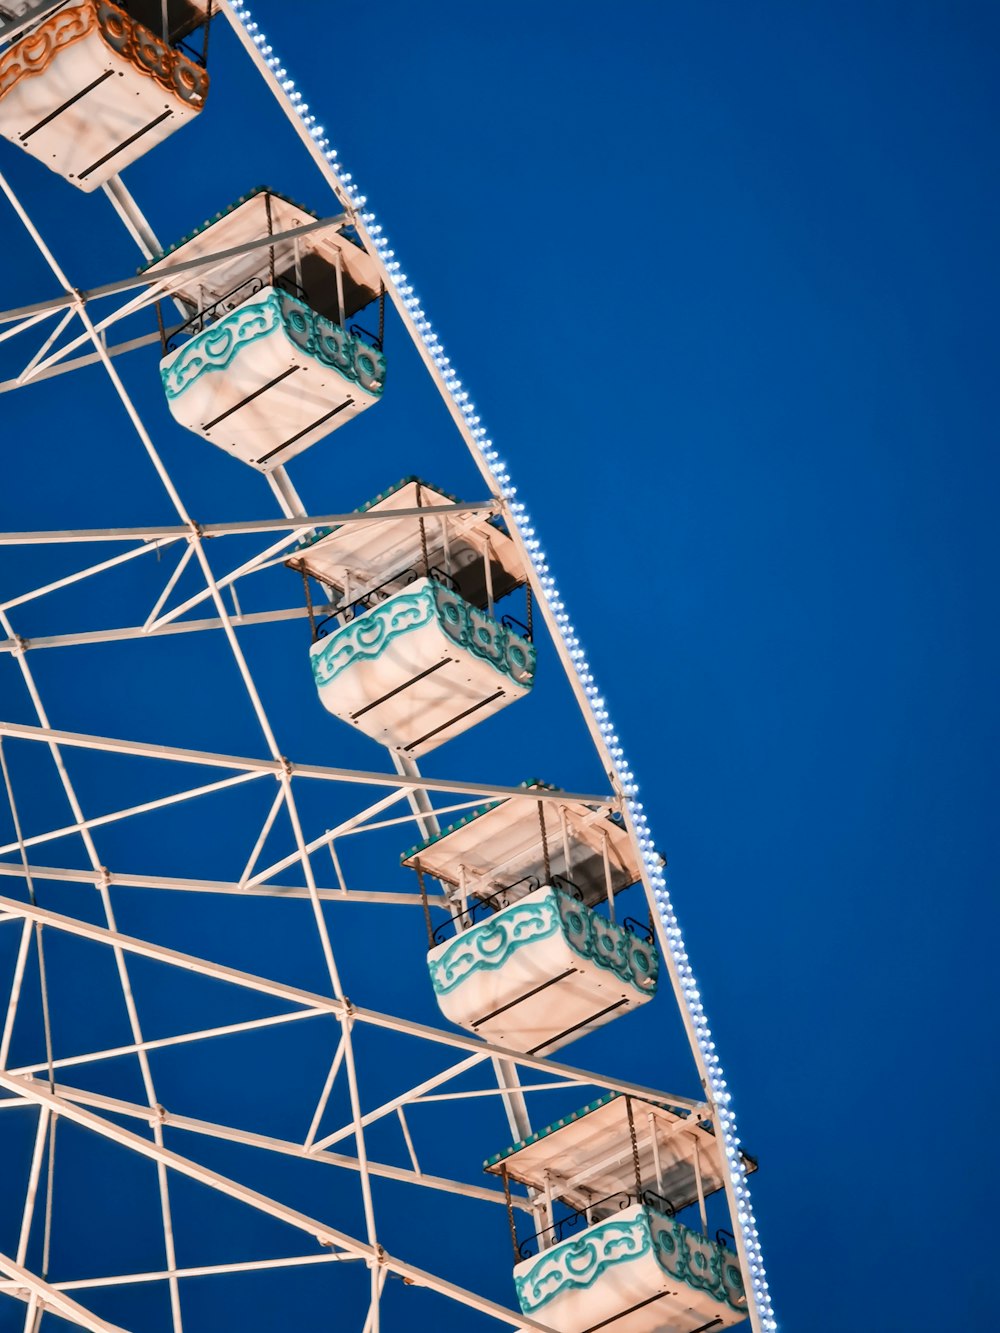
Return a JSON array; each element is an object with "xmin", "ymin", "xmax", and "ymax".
[
  {"xmin": 432, "ymin": 582, "xmax": 535, "ymax": 685},
  {"xmin": 165, "ymin": 276, "xmax": 267, "ymax": 352},
  {"xmin": 555, "ymin": 890, "xmax": 660, "ymax": 992},
  {"xmin": 313, "ymin": 567, "xmax": 420, "ymax": 641},
  {"xmin": 516, "ymin": 1189, "xmax": 674, "ymax": 1261},
  {"xmin": 514, "ymin": 1209, "xmax": 652, "ymax": 1312},
  {"xmin": 431, "ymin": 876, "xmax": 542, "ymax": 946},
  {"xmin": 514, "ymin": 1206, "xmax": 745, "ymax": 1317},
  {"xmin": 0, "ymin": 2, "xmax": 208, "ymax": 114},
  {"xmin": 96, "ymin": 0, "xmax": 208, "ymax": 105},
  {"xmin": 0, "ymin": 2, "xmax": 97, "ymax": 101},
  {"xmin": 649, "ymin": 1212, "xmax": 746, "ymax": 1312},
  {"xmin": 428, "ymin": 896, "xmax": 562, "ymax": 996},
  {"xmin": 162, "ymin": 287, "xmax": 387, "ymax": 402}
]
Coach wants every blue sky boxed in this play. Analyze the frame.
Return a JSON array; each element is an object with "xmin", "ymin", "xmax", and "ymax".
[{"xmin": 0, "ymin": 2, "xmax": 997, "ymax": 1329}]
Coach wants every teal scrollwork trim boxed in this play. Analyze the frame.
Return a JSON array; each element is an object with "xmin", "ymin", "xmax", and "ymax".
[
  {"xmin": 161, "ymin": 287, "xmax": 386, "ymax": 401},
  {"xmin": 311, "ymin": 579, "xmax": 535, "ymax": 694},
  {"xmin": 555, "ymin": 889, "xmax": 659, "ymax": 996},
  {"xmin": 515, "ymin": 1212, "xmax": 652, "ymax": 1314},
  {"xmin": 162, "ymin": 295, "xmax": 280, "ymax": 398},
  {"xmin": 311, "ymin": 586, "xmax": 436, "ymax": 688},
  {"xmin": 432, "ymin": 582, "xmax": 535, "ymax": 687},
  {"xmin": 429, "ymin": 887, "xmax": 658, "ymax": 1000},
  {"xmin": 649, "ymin": 1213, "xmax": 746, "ymax": 1313},
  {"xmin": 428, "ymin": 897, "xmax": 561, "ymax": 995},
  {"xmin": 277, "ymin": 288, "xmax": 385, "ymax": 394}
]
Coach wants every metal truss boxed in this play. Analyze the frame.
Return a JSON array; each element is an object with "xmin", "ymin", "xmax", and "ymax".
[{"xmin": 0, "ymin": 2, "xmax": 774, "ymax": 1331}]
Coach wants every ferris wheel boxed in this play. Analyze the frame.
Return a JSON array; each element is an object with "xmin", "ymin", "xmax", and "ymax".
[{"xmin": 0, "ymin": 4, "xmax": 776, "ymax": 1332}]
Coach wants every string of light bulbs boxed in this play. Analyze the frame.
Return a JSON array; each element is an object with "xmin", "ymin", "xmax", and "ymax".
[{"xmin": 227, "ymin": 4, "xmax": 775, "ymax": 1326}]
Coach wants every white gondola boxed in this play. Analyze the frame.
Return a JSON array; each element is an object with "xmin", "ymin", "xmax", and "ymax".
[
  {"xmin": 401, "ymin": 781, "xmax": 659, "ymax": 1052},
  {"xmin": 485, "ymin": 1092, "xmax": 754, "ymax": 1333},
  {"xmin": 147, "ymin": 187, "xmax": 386, "ymax": 469},
  {"xmin": 0, "ymin": 0, "xmax": 210, "ymax": 190},
  {"xmin": 292, "ymin": 478, "xmax": 535, "ymax": 754}
]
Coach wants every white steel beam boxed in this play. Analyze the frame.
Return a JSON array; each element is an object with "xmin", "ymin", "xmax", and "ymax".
[
  {"xmin": 0, "ymin": 1250, "xmax": 130, "ymax": 1333},
  {"xmin": 10, "ymin": 1008, "xmax": 326, "ymax": 1078},
  {"xmin": 0, "ymin": 601, "xmax": 333, "ymax": 652},
  {"xmin": 0, "ymin": 329, "xmax": 171, "ymax": 395},
  {"xmin": 0, "ymin": 860, "xmax": 439, "ymax": 907},
  {"xmin": 0, "ymin": 1073, "xmax": 554, "ymax": 1333},
  {"xmin": 29, "ymin": 1075, "xmax": 521, "ymax": 1212},
  {"xmin": 0, "ymin": 211, "xmax": 348, "ymax": 329},
  {"xmin": 0, "ymin": 1251, "xmax": 358, "ymax": 1294},
  {"xmin": 0, "ymin": 502, "xmax": 496, "ymax": 546},
  {"xmin": 0, "ymin": 893, "xmax": 697, "ymax": 1108},
  {"xmin": 0, "ymin": 770, "xmax": 267, "ymax": 859},
  {"xmin": 0, "ymin": 719, "xmax": 612, "ymax": 807}
]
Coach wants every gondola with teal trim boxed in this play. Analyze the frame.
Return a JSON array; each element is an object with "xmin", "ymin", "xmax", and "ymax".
[
  {"xmin": 401, "ymin": 779, "xmax": 660, "ymax": 1053},
  {"xmin": 486, "ymin": 1093, "xmax": 755, "ymax": 1333},
  {"xmin": 290, "ymin": 477, "xmax": 536, "ymax": 755},
  {"xmin": 146, "ymin": 186, "xmax": 386, "ymax": 470}
]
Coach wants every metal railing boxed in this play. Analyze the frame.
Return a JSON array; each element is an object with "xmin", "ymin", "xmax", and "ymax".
[
  {"xmin": 163, "ymin": 272, "xmax": 308, "ymax": 353},
  {"xmin": 312, "ymin": 565, "xmax": 457, "ymax": 642},
  {"xmin": 517, "ymin": 1188, "xmax": 675, "ymax": 1260},
  {"xmin": 622, "ymin": 916, "xmax": 655, "ymax": 945},
  {"xmin": 348, "ymin": 321, "xmax": 383, "ymax": 353},
  {"xmin": 431, "ymin": 874, "xmax": 584, "ymax": 945},
  {"xmin": 500, "ymin": 610, "xmax": 532, "ymax": 643}
]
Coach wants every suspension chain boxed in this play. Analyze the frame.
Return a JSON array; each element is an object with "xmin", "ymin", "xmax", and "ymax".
[
  {"xmin": 415, "ymin": 861, "xmax": 435, "ymax": 950},
  {"xmin": 501, "ymin": 1164, "xmax": 520, "ymax": 1262},
  {"xmin": 625, "ymin": 1095, "xmax": 643, "ymax": 1198},
  {"xmin": 416, "ymin": 481, "xmax": 430, "ymax": 577},
  {"xmin": 537, "ymin": 800, "xmax": 551, "ymax": 884},
  {"xmin": 300, "ymin": 567, "xmax": 317, "ymax": 640},
  {"xmin": 264, "ymin": 190, "xmax": 275, "ymax": 287}
]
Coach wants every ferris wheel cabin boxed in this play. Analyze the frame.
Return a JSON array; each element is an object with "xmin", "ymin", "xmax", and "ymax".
[
  {"xmin": 0, "ymin": 0, "xmax": 211, "ymax": 190},
  {"xmin": 401, "ymin": 781, "xmax": 659, "ymax": 1053},
  {"xmin": 148, "ymin": 187, "xmax": 386, "ymax": 470},
  {"xmin": 486, "ymin": 1092, "xmax": 753, "ymax": 1333},
  {"xmin": 290, "ymin": 478, "xmax": 535, "ymax": 755}
]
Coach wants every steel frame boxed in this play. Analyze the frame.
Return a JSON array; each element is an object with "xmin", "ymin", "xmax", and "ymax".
[{"xmin": 0, "ymin": 4, "xmax": 774, "ymax": 1331}]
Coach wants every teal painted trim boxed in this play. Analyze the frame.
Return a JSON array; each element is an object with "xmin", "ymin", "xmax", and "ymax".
[
  {"xmin": 162, "ymin": 288, "xmax": 386, "ymax": 402},
  {"xmin": 400, "ymin": 778, "xmax": 558, "ymax": 864},
  {"xmin": 161, "ymin": 294, "xmax": 280, "ymax": 397},
  {"xmin": 311, "ymin": 586, "xmax": 436, "ymax": 688},
  {"xmin": 649, "ymin": 1213, "xmax": 746, "ymax": 1313},
  {"xmin": 311, "ymin": 579, "xmax": 534, "ymax": 693},
  {"xmin": 433, "ymin": 581, "xmax": 535, "ymax": 684},
  {"xmin": 429, "ymin": 896, "xmax": 562, "ymax": 995},
  {"xmin": 515, "ymin": 1212, "xmax": 653, "ymax": 1314},
  {"xmin": 292, "ymin": 475, "xmax": 461, "ymax": 556},
  {"xmin": 430, "ymin": 886, "xmax": 656, "ymax": 1004},
  {"xmin": 556, "ymin": 890, "xmax": 659, "ymax": 995},
  {"xmin": 515, "ymin": 1211, "xmax": 746, "ymax": 1317}
]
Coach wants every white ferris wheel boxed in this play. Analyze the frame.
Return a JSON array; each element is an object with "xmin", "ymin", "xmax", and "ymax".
[{"xmin": 0, "ymin": 4, "xmax": 775, "ymax": 1332}]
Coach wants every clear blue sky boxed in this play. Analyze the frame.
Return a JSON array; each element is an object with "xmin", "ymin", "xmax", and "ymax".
[{"xmin": 0, "ymin": 2, "xmax": 997, "ymax": 1330}]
